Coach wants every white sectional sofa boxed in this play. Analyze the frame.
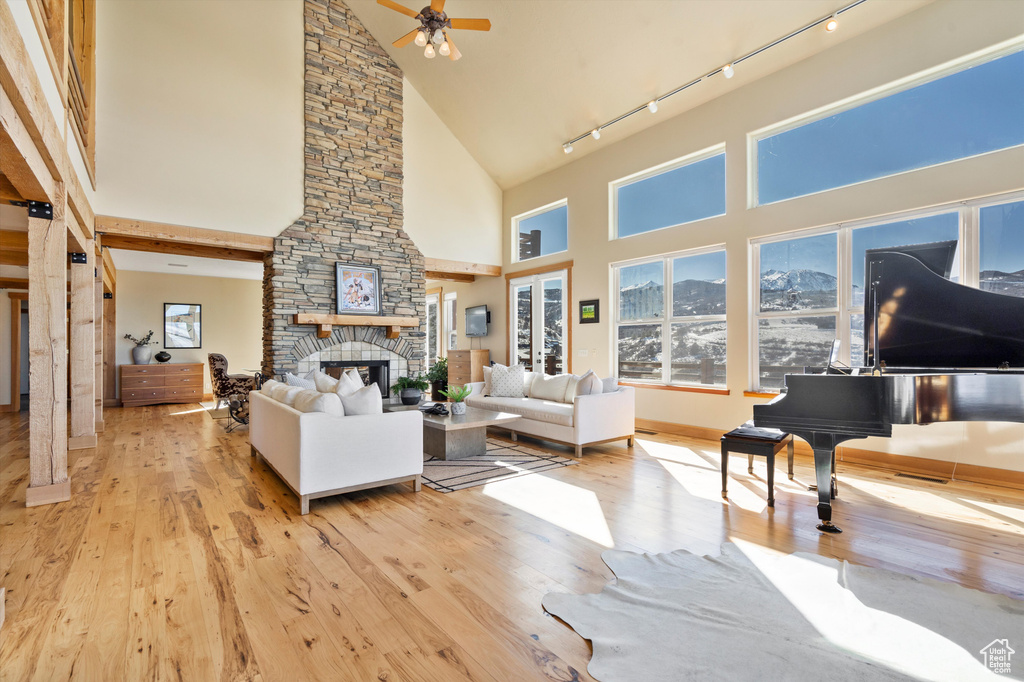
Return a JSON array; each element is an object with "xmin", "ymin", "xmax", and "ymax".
[
  {"xmin": 249, "ymin": 390, "xmax": 423, "ymax": 514},
  {"xmin": 465, "ymin": 375, "xmax": 635, "ymax": 457}
]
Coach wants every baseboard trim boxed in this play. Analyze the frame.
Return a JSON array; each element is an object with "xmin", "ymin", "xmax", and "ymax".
[
  {"xmin": 68, "ymin": 434, "xmax": 98, "ymax": 450},
  {"xmin": 635, "ymin": 418, "xmax": 1024, "ymax": 491},
  {"xmin": 25, "ymin": 480, "xmax": 71, "ymax": 507},
  {"xmin": 103, "ymin": 399, "xmax": 121, "ymax": 408}
]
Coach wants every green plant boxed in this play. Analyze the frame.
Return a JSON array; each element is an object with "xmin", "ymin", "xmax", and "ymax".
[
  {"xmin": 390, "ymin": 374, "xmax": 429, "ymax": 395},
  {"xmin": 439, "ymin": 384, "xmax": 472, "ymax": 403},
  {"xmin": 123, "ymin": 330, "xmax": 157, "ymax": 346},
  {"xmin": 425, "ymin": 357, "xmax": 448, "ymax": 383}
]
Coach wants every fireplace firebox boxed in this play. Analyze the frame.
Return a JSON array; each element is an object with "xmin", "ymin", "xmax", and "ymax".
[{"xmin": 321, "ymin": 360, "xmax": 389, "ymax": 396}]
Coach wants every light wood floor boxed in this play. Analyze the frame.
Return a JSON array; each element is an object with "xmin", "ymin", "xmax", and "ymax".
[{"xmin": 1, "ymin": 405, "xmax": 1022, "ymax": 681}]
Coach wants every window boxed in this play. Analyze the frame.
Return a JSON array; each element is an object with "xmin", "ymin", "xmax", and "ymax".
[
  {"xmin": 426, "ymin": 292, "xmax": 440, "ymax": 363},
  {"xmin": 444, "ymin": 293, "xmax": 457, "ymax": 351},
  {"xmin": 612, "ymin": 146, "xmax": 726, "ymax": 238},
  {"xmin": 980, "ymin": 200, "xmax": 1024, "ymax": 298},
  {"xmin": 614, "ymin": 247, "xmax": 726, "ymax": 387},
  {"xmin": 754, "ymin": 48, "xmax": 1024, "ymax": 205},
  {"xmin": 514, "ymin": 200, "xmax": 568, "ymax": 262},
  {"xmin": 751, "ymin": 192, "xmax": 1022, "ymax": 391}
]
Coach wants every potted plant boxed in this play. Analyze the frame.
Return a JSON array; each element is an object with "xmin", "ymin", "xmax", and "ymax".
[
  {"xmin": 439, "ymin": 384, "xmax": 472, "ymax": 415},
  {"xmin": 124, "ymin": 330, "xmax": 158, "ymax": 365},
  {"xmin": 391, "ymin": 374, "xmax": 429, "ymax": 405},
  {"xmin": 425, "ymin": 357, "xmax": 448, "ymax": 401}
]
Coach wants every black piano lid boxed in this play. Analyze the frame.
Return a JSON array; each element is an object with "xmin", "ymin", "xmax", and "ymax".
[{"xmin": 864, "ymin": 243, "xmax": 1024, "ymax": 370}]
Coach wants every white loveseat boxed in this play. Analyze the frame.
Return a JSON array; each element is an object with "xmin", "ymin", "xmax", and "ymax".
[
  {"xmin": 249, "ymin": 391, "xmax": 423, "ymax": 514},
  {"xmin": 465, "ymin": 376, "xmax": 634, "ymax": 457}
]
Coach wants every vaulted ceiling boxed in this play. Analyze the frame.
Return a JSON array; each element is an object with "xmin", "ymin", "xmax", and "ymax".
[{"xmin": 346, "ymin": 0, "xmax": 931, "ymax": 189}]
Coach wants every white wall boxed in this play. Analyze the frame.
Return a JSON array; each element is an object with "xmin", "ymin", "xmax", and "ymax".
[
  {"xmin": 115, "ymin": 271, "xmax": 263, "ymax": 399},
  {"xmin": 403, "ymin": 79, "xmax": 503, "ymax": 265},
  {"xmin": 95, "ymin": 0, "xmax": 304, "ymax": 236},
  {"xmin": 497, "ymin": 0, "xmax": 1024, "ymax": 471}
]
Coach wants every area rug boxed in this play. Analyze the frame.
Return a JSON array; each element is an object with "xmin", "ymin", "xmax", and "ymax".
[
  {"xmin": 202, "ymin": 401, "xmax": 231, "ymax": 419},
  {"xmin": 542, "ymin": 542, "xmax": 1024, "ymax": 682},
  {"xmin": 421, "ymin": 438, "xmax": 578, "ymax": 492}
]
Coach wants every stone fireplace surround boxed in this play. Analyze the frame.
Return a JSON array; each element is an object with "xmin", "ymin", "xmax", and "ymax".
[{"xmin": 261, "ymin": 0, "xmax": 426, "ymax": 385}]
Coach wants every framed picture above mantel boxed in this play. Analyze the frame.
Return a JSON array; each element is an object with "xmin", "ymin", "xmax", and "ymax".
[{"xmin": 336, "ymin": 262, "xmax": 382, "ymax": 316}]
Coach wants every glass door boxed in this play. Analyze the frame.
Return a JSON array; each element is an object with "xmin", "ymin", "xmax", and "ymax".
[
  {"xmin": 509, "ymin": 270, "xmax": 567, "ymax": 375},
  {"xmin": 425, "ymin": 291, "xmax": 440, "ymax": 364}
]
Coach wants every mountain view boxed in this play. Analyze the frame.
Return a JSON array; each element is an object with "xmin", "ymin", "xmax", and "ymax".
[{"xmin": 980, "ymin": 269, "xmax": 1024, "ymax": 297}]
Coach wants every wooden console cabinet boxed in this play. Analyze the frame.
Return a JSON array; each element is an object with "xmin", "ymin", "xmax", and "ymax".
[
  {"xmin": 120, "ymin": 363, "xmax": 204, "ymax": 407},
  {"xmin": 447, "ymin": 349, "xmax": 489, "ymax": 386}
]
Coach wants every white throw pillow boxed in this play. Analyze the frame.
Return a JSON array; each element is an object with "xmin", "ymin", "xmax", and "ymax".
[
  {"xmin": 576, "ymin": 370, "xmax": 602, "ymax": 397},
  {"xmin": 260, "ymin": 379, "xmax": 281, "ymax": 396},
  {"xmin": 482, "ymin": 365, "xmax": 492, "ymax": 396},
  {"xmin": 490, "ymin": 364, "xmax": 525, "ymax": 398},
  {"xmin": 340, "ymin": 385, "xmax": 383, "ymax": 415},
  {"xmin": 285, "ymin": 372, "xmax": 316, "ymax": 390},
  {"xmin": 530, "ymin": 373, "xmax": 573, "ymax": 403},
  {"xmin": 523, "ymin": 371, "xmax": 540, "ymax": 398},
  {"xmin": 312, "ymin": 370, "xmax": 339, "ymax": 393},
  {"xmin": 293, "ymin": 389, "xmax": 345, "ymax": 416},
  {"xmin": 272, "ymin": 385, "xmax": 304, "ymax": 406},
  {"xmin": 333, "ymin": 368, "xmax": 364, "ymax": 397},
  {"xmin": 602, "ymin": 377, "xmax": 619, "ymax": 393}
]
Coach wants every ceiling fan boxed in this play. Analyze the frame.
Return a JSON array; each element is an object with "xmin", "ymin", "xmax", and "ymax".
[{"xmin": 377, "ymin": 0, "xmax": 491, "ymax": 61}]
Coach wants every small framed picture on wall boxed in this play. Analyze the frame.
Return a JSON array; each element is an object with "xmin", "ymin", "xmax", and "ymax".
[
  {"xmin": 336, "ymin": 263, "xmax": 382, "ymax": 316},
  {"xmin": 164, "ymin": 303, "xmax": 202, "ymax": 348},
  {"xmin": 579, "ymin": 299, "xmax": 600, "ymax": 324}
]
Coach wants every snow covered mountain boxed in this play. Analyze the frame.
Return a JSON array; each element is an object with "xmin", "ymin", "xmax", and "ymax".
[{"xmin": 760, "ymin": 269, "xmax": 837, "ymax": 292}]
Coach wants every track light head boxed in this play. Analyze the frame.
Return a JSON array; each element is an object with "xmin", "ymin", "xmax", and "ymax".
[
  {"xmin": 563, "ymin": 143, "xmax": 573, "ymax": 154},
  {"xmin": 591, "ymin": 129, "xmax": 601, "ymax": 140},
  {"xmin": 825, "ymin": 14, "xmax": 839, "ymax": 32},
  {"xmin": 723, "ymin": 64, "xmax": 734, "ymax": 79},
  {"xmin": 647, "ymin": 100, "xmax": 658, "ymax": 113}
]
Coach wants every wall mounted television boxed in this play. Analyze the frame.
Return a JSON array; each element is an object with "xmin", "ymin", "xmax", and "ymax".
[{"xmin": 465, "ymin": 305, "xmax": 490, "ymax": 337}]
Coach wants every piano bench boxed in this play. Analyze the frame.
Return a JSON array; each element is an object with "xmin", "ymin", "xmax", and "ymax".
[{"xmin": 721, "ymin": 423, "xmax": 794, "ymax": 508}]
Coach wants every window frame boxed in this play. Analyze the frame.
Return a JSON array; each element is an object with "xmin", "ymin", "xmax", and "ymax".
[
  {"xmin": 443, "ymin": 292, "xmax": 458, "ymax": 352},
  {"xmin": 612, "ymin": 244, "xmax": 728, "ymax": 391},
  {"xmin": 609, "ymin": 143, "xmax": 727, "ymax": 240},
  {"xmin": 425, "ymin": 288, "xmax": 442, "ymax": 363},
  {"xmin": 749, "ymin": 189, "xmax": 1024, "ymax": 392},
  {"xmin": 747, "ymin": 37, "xmax": 1024, "ymax": 208},
  {"xmin": 511, "ymin": 198, "xmax": 569, "ymax": 263}
]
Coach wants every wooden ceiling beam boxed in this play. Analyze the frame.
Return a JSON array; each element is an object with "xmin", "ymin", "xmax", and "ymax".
[
  {"xmin": 425, "ymin": 270, "xmax": 475, "ymax": 283},
  {"xmin": 0, "ymin": 88, "xmax": 55, "ymax": 203},
  {"xmin": 101, "ymin": 246, "xmax": 115, "ymax": 294},
  {"xmin": 1, "ymin": 229, "xmax": 28, "ymax": 266},
  {"xmin": 423, "ymin": 257, "xmax": 500, "ymax": 277},
  {"xmin": 95, "ymin": 215, "xmax": 274, "ymax": 254},
  {"xmin": 0, "ymin": 277, "xmax": 28, "ymax": 289},
  {"xmin": 0, "ymin": 172, "xmax": 23, "ymax": 202},
  {"xmin": 99, "ymin": 233, "xmax": 266, "ymax": 263}
]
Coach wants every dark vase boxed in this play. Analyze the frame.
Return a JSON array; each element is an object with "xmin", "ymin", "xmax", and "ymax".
[
  {"xmin": 400, "ymin": 388, "xmax": 422, "ymax": 406},
  {"xmin": 155, "ymin": 351, "xmax": 172, "ymax": 363},
  {"xmin": 430, "ymin": 380, "xmax": 448, "ymax": 402}
]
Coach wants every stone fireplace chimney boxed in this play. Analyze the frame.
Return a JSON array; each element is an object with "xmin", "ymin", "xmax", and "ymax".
[{"xmin": 263, "ymin": 0, "xmax": 425, "ymax": 384}]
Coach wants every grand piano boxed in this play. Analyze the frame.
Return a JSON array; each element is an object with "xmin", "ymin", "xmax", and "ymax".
[{"xmin": 753, "ymin": 241, "xmax": 1024, "ymax": 533}]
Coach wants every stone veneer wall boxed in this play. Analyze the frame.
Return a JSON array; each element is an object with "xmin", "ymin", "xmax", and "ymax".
[{"xmin": 262, "ymin": 0, "xmax": 425, "ymax": 381}]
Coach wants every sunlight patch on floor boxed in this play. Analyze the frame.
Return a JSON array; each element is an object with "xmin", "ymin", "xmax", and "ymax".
[
  {"xmin": 169, "ymin": 407, "xmax": 206, "ymax": 416},
  {"xmin": 732, "ymin": 538, "xmax": 1000, "ymax": 681},
  {"xmin": 965, "ymin": 498, "xmax": 1024, "ymax": 526},
  {"xmin": 483, "ymin": 474, "xmax": 615, "ymax": 547},
  {"xmin": 840, "ymin": 476, "xmax": 1024, "ymax": 536}
]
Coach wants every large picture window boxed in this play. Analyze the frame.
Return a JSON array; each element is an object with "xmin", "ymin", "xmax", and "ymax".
[
  {"xmin": 514, "ymin": 200, "xmax": 568, "ymax": 262},
  {"xmin": 751, "ymin": 192, "xmax": 1022, "ymax": 391},
  {"xmin": 754, "ymin": 48, "xmax": 1024, "ymax": 206},
  {"xmin": 612, "ymin": 146, "xmax": 726, "ymax": 239},
  {"xmin": 614, "ymin": 248, "xmax": 726, "ymax": 387}
]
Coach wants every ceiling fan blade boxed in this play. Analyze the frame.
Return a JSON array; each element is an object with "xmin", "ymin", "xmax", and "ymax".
[
  {"xmin": 392, "ymin": 28, "xmax": 420, "ymax": 48},
  {"xmin": 448, "ymin": 18, "xmax": 491, "ymax": 31},
  {"xmin": 430, "ymin": 0, "xmax": 446, "ymax": 13},
  {"xmin": 376, "ymin": 0, "xmax": 419, "ymax": 19},
  {"xmin": 444, "ymin": 31, "xmax": 462, "ymax": 61}
]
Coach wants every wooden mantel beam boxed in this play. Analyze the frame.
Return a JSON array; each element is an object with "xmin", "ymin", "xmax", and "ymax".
[{"xmin": 293, "ymin": 313, "xmax": 419, "ymax": 340}]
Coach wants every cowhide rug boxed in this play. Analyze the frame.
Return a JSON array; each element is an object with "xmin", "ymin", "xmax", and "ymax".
[{"xmin": 542, "ymin": 542, "xmax": 1024, "ymax": 682}]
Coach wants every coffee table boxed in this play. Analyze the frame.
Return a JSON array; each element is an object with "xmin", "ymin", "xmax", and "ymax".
[{"xmin": 383, "ymin": 402, "xmax": 521, "ymax": 460}]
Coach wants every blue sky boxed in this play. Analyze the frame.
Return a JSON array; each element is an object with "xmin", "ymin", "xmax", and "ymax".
[
  {"xmin": 618, "ymin": 250, "xmax": 726, "ymax": 289},
  {"xmin": 618, "ymin": 154, "xmax": 725, "ymax": 237},
  {"xmin": 761, "ymin": 233, "xmax": 837, "ymax": 276},
  {"xmin": 519, "ymin": 204, "xmax": 568, "ymax": 257},
  {"xmin": 758, "ymin": 50, "xmax": 1024, "ymax": 204},
  {"xmin": 981, "ymin": 200, "xmax": 1024, "ymax": 273}
]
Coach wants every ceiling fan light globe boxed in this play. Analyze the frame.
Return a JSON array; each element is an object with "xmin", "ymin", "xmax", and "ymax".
[
  {"xmin": 432, "ymin": 29, "xmax": 445, "ymax": 44},
  {"xmin": 414, "ymin": 30, "xmax": 428, "ymax": 47},
  {"xmin": 424, "ymin": 43, "xmax": 436, "ymax": 58},
  {"xmin": 439, "ymin": 41, "xmax": 451, "ymax": 56}
]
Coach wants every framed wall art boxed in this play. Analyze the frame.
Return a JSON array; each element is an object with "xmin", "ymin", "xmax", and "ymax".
[
  {"xmin": 164, "ymin": 303, "xmax": 202, "ymax": 348},
  {"xmin": 336, "ymin": 263, "xmax": 382, "ymax": 316}
]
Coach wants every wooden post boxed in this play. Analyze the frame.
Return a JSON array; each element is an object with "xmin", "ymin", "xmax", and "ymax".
[
  {"xmin": 26, "ymin": 187, "xmax": 70, "ymax": 507},
  {"xmin": 69, "ymin": 237, "xmax": 96, "ymax": 450},
  {"xmin": 94, "ymin": 255, "xmax": 103, "ymax": 432}
]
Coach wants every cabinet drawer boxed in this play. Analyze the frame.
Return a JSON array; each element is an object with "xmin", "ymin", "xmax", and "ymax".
[
  {"xmin": 165, "ymin": 375, "xmax": 203, "ymax": 387},
  {"xmin": 122, "ymin": 388, "xmax": 165, "ymax": 402},
  {"xmin": 165, "ymin": 387, "xmax": 202, "ymax": 400},
  {"xmin": 448, "ymin": 362, "xmax": 472, "ymax": 374},
  {"xmin": 122, "ymin": 365, "xmax": 164, "ymax": 377},
  {"xmin": 122, "ymin": 375, "xmax": 163, "ymax": 389},
  {"xmin": 165, "ymin": 364, "xmax": 203, "ymax": 375},
  {"xmin": 449, "ymin": 373, "xmax": 473, "ymax": 385}
]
